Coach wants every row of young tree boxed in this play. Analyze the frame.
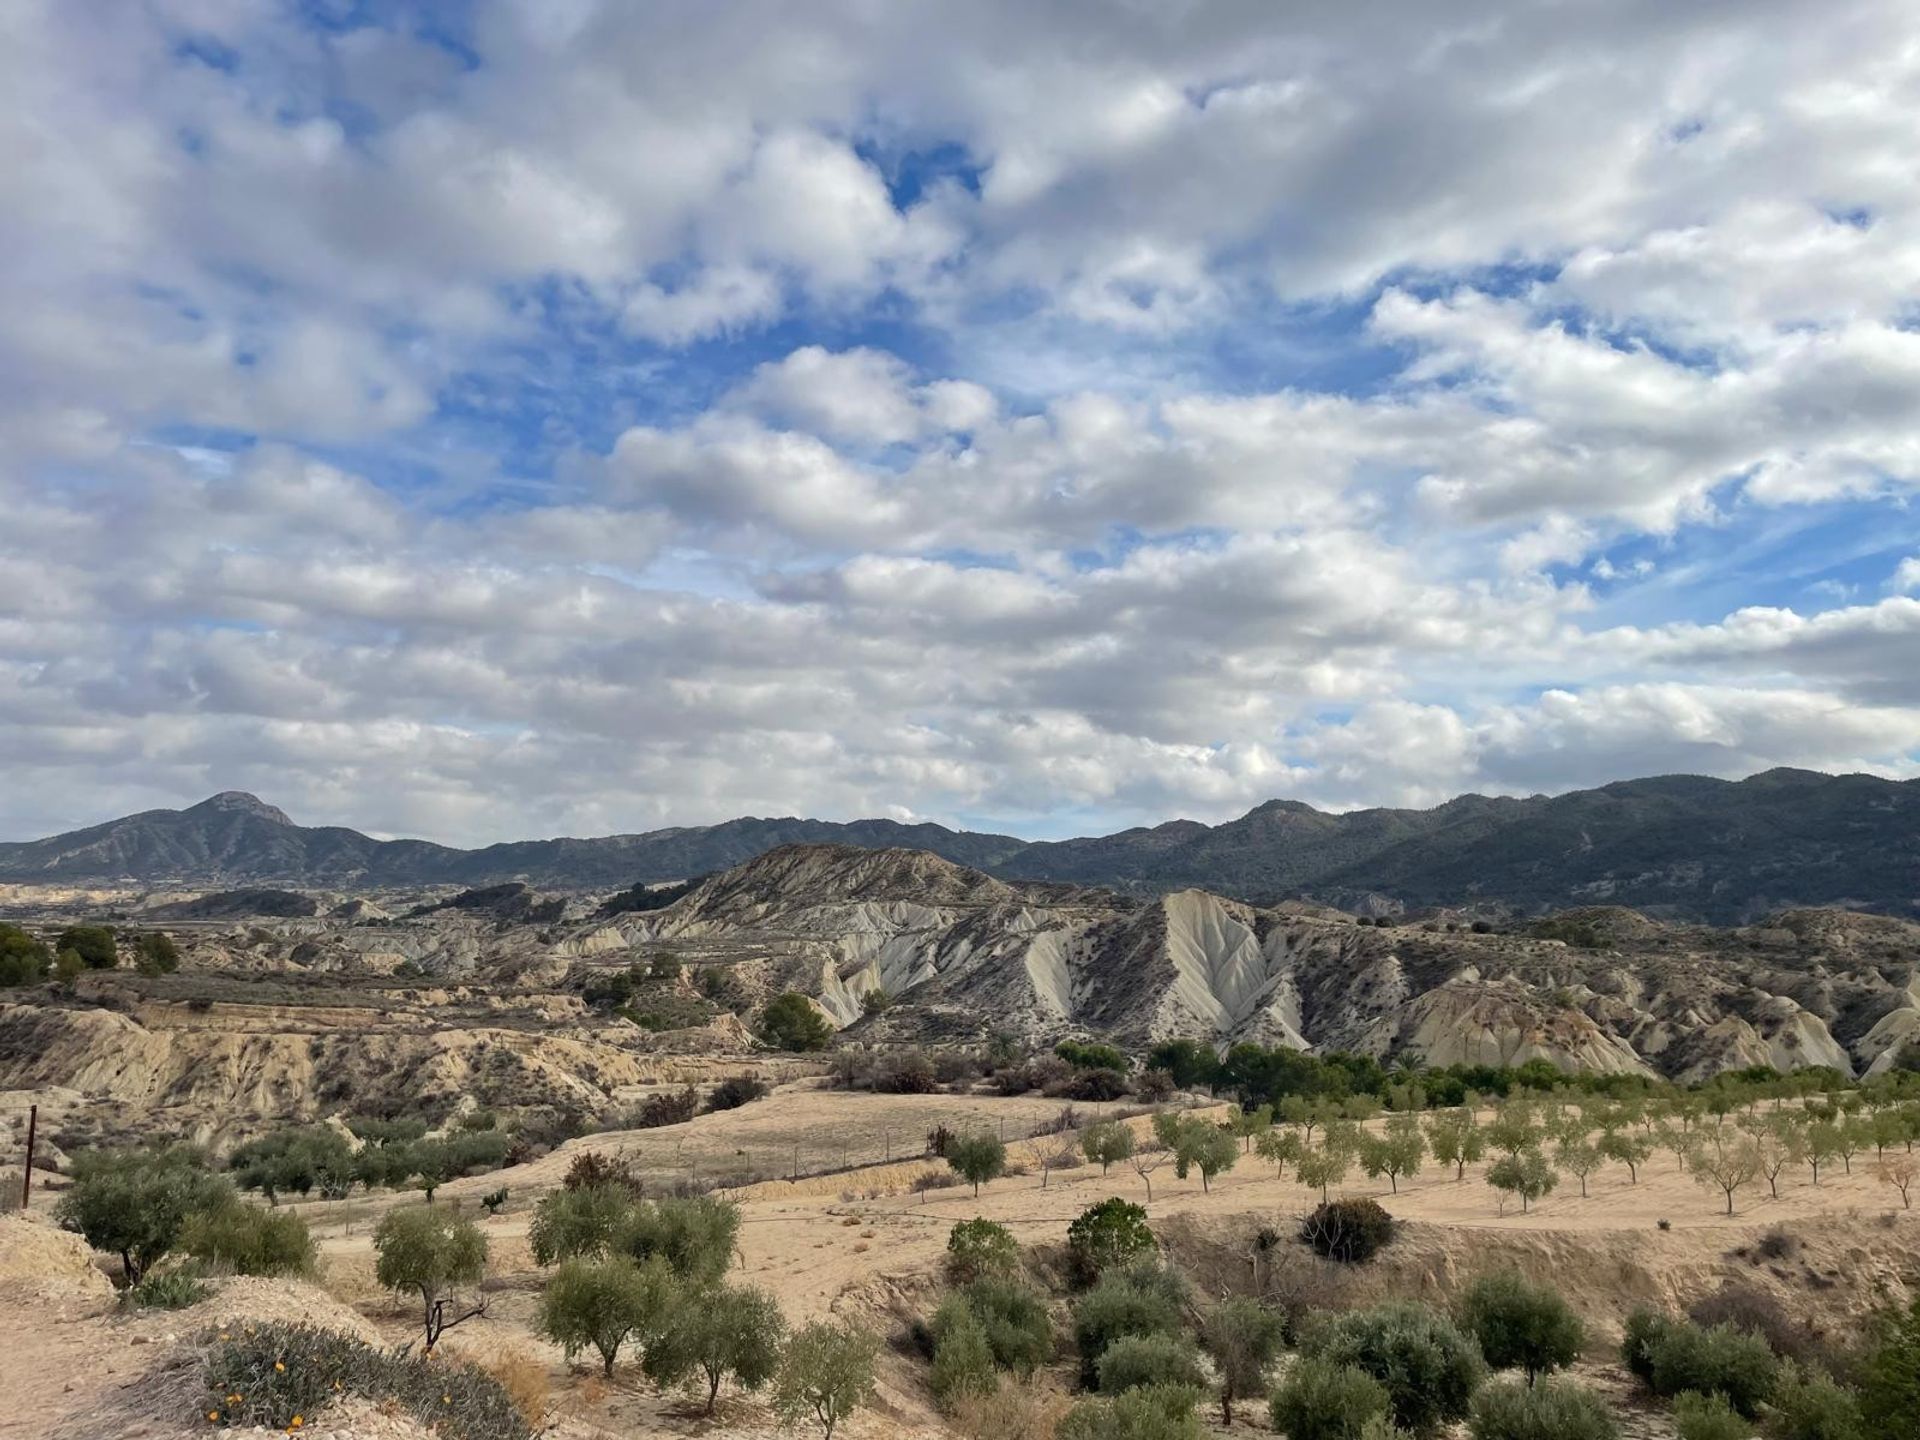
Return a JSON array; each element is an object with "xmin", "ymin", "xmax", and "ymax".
[{"xmin": 913, "ymin": 1067, "xmax": 1920, "ymax": 1219}]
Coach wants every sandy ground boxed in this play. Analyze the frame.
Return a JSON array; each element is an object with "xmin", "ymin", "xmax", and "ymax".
[{"xmin": 11, "ymin": 1086, "xmax": 1920, "ymax": 1439}]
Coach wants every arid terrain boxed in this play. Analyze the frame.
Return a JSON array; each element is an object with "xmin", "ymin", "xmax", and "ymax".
[{"xmin": 6, "ymin": 841, "xmax": 1920, "ymax": 1438}]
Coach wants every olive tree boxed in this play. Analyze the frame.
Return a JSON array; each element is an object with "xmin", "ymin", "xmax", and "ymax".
[
  {"xmin": 56, "ymin": 1145, "xmax": 232, "ymax": 1284},
  {"xmin": 645, "ymin": 1281, "xmax": 785, "ymax": 1410},
  {"xmin": 1082, "ymin": 1120, "xmax": 1136, "ymax": 1175},
  {"xmin": 540, "ymin": 1254, "xmax": 676, "ymax": 1376},
  {"xmin": 372, "ymin": 1204, "xmax": 489, "ymax": 1350},
  {"xmin": 774, "ymin": 1319, "xmax": 880, "ymax": 1440},
  {"xmin": 946, "ymin": 1131, "xmax": 1007, "ymax": 1197},
  {"xmin": 1201, "ymin": 1295, "xmax": 1284, "ymax": 1425},
  {"xmin": 1458, "ymin": 1270, "xmax": 1584, "ymax": 1384}
]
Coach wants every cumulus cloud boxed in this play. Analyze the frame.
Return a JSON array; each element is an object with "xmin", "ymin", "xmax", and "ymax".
[{"xmin": 2, "ymin": 0, "xmax": 1917, "ymax": 843}]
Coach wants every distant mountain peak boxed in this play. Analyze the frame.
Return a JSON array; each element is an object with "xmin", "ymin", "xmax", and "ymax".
[{"xmin": 188, "ymin": 791, "xmax": 294, "ymax": 825}]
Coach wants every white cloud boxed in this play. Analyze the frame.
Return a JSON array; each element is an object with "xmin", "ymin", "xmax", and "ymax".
[{"xmin": 2, "ymin": 1, "xmax": 1918, "ymax": 843}]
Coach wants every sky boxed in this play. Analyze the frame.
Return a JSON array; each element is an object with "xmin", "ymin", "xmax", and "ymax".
[{"xmin": 2, "ymin": 0, "xmax": 1919, "ymax": 845}]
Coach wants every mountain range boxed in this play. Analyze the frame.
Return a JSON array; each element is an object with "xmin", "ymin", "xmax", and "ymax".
[{"xmin": 0, "ymin": 769, "xmax": 1914, "ymax": 922}]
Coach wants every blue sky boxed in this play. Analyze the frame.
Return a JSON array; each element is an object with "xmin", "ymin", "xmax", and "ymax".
[{"xmin": 1, "ymin": 0, "xmax": 1917, "ymax": 845}]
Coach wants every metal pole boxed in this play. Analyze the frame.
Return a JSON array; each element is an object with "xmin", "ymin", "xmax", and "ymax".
[{"xmin": 20, "ymin": 1104, "xmax": 35, "ymax": 1209}]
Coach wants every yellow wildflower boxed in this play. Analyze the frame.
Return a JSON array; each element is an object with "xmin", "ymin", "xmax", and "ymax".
[
  {"xmin": 274, "ymin": 1361, "xmax": 286, "ymax": 1372},
  {"xmin": 207, "ymin": 1411, "xmax": 220, "ymax": 1423}
]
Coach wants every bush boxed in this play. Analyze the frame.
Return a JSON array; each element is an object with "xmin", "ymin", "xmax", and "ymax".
[
  {"xmin": 959, "ymin": 1277, "xmax": 1054, "ymax": 1374},
  {"xmin": 931, "ymin": 1300, "xmax": 999, "ymax": 1411},
  {"xmin": 761, "ymin": 992, "xmax": 835, "ymax": 1052},
  {"xmin": 201, "ymin": 1321, "xmax": 530, "ymax": 1438},
  {"xmin": 1766, "ymin": 1362, "xmax": 1868, "ymax": 1440},
  {"xmin": 57, "ymin": 924, "xmax": 117, "ymax": 968},
  {"xmin": 135, "ymin": 931, "xmax": 180, "ymax": 974},
  {"xmin": 946, "ymin": 1378, "xmax": 1075, "ymax": 1440},
  {"xmin": 1269, "ymin": 1357, "xmax": 1393, "ymax": 1440},
  {"xmin": 945, "ymin": 1218, "xmax": 1020, "ymax": 1284},
  {"xmin": 1056, "ymin": 1040, "xmax": 1128, "ymax": 1073},
  {"xmin": 1300, "ymin": 1198, "xmax": 1396, "ymax": 1264},
  {"xmin": 126, "ymin": 1266, "xmax": 211, "ymax": 1310},
  {"xmin": 1858, "ymin": 1295, "xmax": 1920, "ymax": 1439},
  {"xmin": 1302, "ymin": 1301, "xmax": 1487, "ymax": 1434},
  {"xmin": 181, "ymin": 1201, "xmax": 316, "ymax": 1277},
  {"xmin": 1623, "ymin": 1312, "xmax": 1776, "ymax": 1417},
  {"xmin": 1469, "ymin": 1378, "xmax": 1618, "ymax": 1440},
  {"xmin": 373, "ymin": 1205, "xmax": 489, "ymax": 1350},
  {"xmin": 1072, "ymin": 1264, "xmax": 1186, "ymax": 1386},
  {"xmin": 56, "ymin": 1144, "xmax": 234, "ymax": 1284},
  {"xmin": 1687, "ymin": 1284, "xmax": 1830, "ymax": 1368},
  {"xmin": 774, "ymin": 1319, "xmax": 880, "ymax": 1439},
  {"xmin": 1066, "ymin": 1197, "xmax": 1156, "ymax": 1287},
  {"xmin": 707, "ymin": 1075, "xmax": 770, "ymax": 1112},
  {"xmin": 1673, "ymin": 1391, "xmax": 1747, "ymax": 1440},
  {"xmin": 1096, "ymin": 1332, "xmax": 1206, "ymax": 1395},
  {"xmin": 1459, "ymin": 1270, "xmax": 1585, "ymax": 1382},
  {"xmin": 539, "ymin": 1255, "xmax": 675, "ymax": 1376},
  {"xmin": 0, "ymin": 923, "xmax": 51, "ymax": 985},
  {"xmin": 1060, "ymin": 1384, "xmax": 1205, "ymax": 1440},
  {"xmin": 627, "ymin": 1087, "xmax": 699, "ymax": 1128},
  {"xmin": 874, "ymin": 1050, "xmax": 940, "ymax": 1094}
]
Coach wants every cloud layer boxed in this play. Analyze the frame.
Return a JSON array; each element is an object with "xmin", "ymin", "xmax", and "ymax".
[{"xmin": 2, "ymin": 0, "xmax": 1917, "ymax": 843}]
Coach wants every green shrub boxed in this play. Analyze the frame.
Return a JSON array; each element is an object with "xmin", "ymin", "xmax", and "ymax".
[
  {"xmin": 1468, "ymin": 1378, "xmax": 1618, "ymax": 1440},
  {"xmin": 126, "ymin": 1267, "xmax": 211, "ymax": 1310},
  {"xmin": 1858, "ymin": 1295, "xmax": 1920, "ymax": 1439},
  {"xmin": 946, "ymin": 1218, "xmax": 1019, "ymax": 1284},
  {"xmin": 135, "ymin": 931, "xmax": 180, "ymax": 974},
  {"xmin": 1673, "ymin": 1391, "xmax": 1748, "ymax": 1440},
  {"xmin": 1302, "ymin": 1300, "xmax": 1487, "ymax": 1434},
  {"xmin": 1621, "ymin": 1309, "xmax": 1664, "ymax": 1383},
  {"xmin": 1766, "ymin": 1362, "xmax": 1869, "ymax": 1440},
  {"xmin": 707, "ymin": 1075, "xmax": 770, "ymax": 1111},
  {"xmin": 1269, "ymin": 1357, "xmax": 1393, "ymax": 1440},
  {"xmin": 1059, "ymin": 1384, "xmax": 1204, "ymax": 1440},
  {"xmin": 1072, "ymin": 1264, "xmax": 1186, "ymax": 1385},
  {"xmin": 931, "ymin": 1299, "xmax": 999, "ymax": 1410},
  {"xmin": 1065, "ymin": 1197, "xmax": 1155, "ymax": 1286},
  {"xmin": 57, "ymin": 924, "xmax": 117, "ymax": 969},
  {"xmin": 959, "ymin": 1277, "xmax": 1054, "ymax": 1374},
  {"xmin": 200, "ymin": 1321, "xmax": 530, "ymax": 1438},
  {"xmin": 1299, "ymin": 1197, "xmax": 1395, "ymax": 1263},
  {"xmin": 1459, "ymin": 1271, "xmax": 1585, "ymax": 1381},
  {"xmin": 760, "ymin": 992, "xmax": 835, "ymax": 1051},
  {"xmin": 1625, "ymin": 1314, "xmax": 1776, "ymax": 1417},
  {"xmin": 1056, "ymin": 1040, "xmax": 1128, "ymax": 1073},
  {"xmin": 181, "ymin": 1202, "xmax": 316, "ymax": 1277},
  {"xmin": 0, "ymin": 923, "xmax": 51, "ymax": 986},
  {"xmin": 1096, "ymin": 1332, "xmax": 1206, "ymax": 1395}
]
